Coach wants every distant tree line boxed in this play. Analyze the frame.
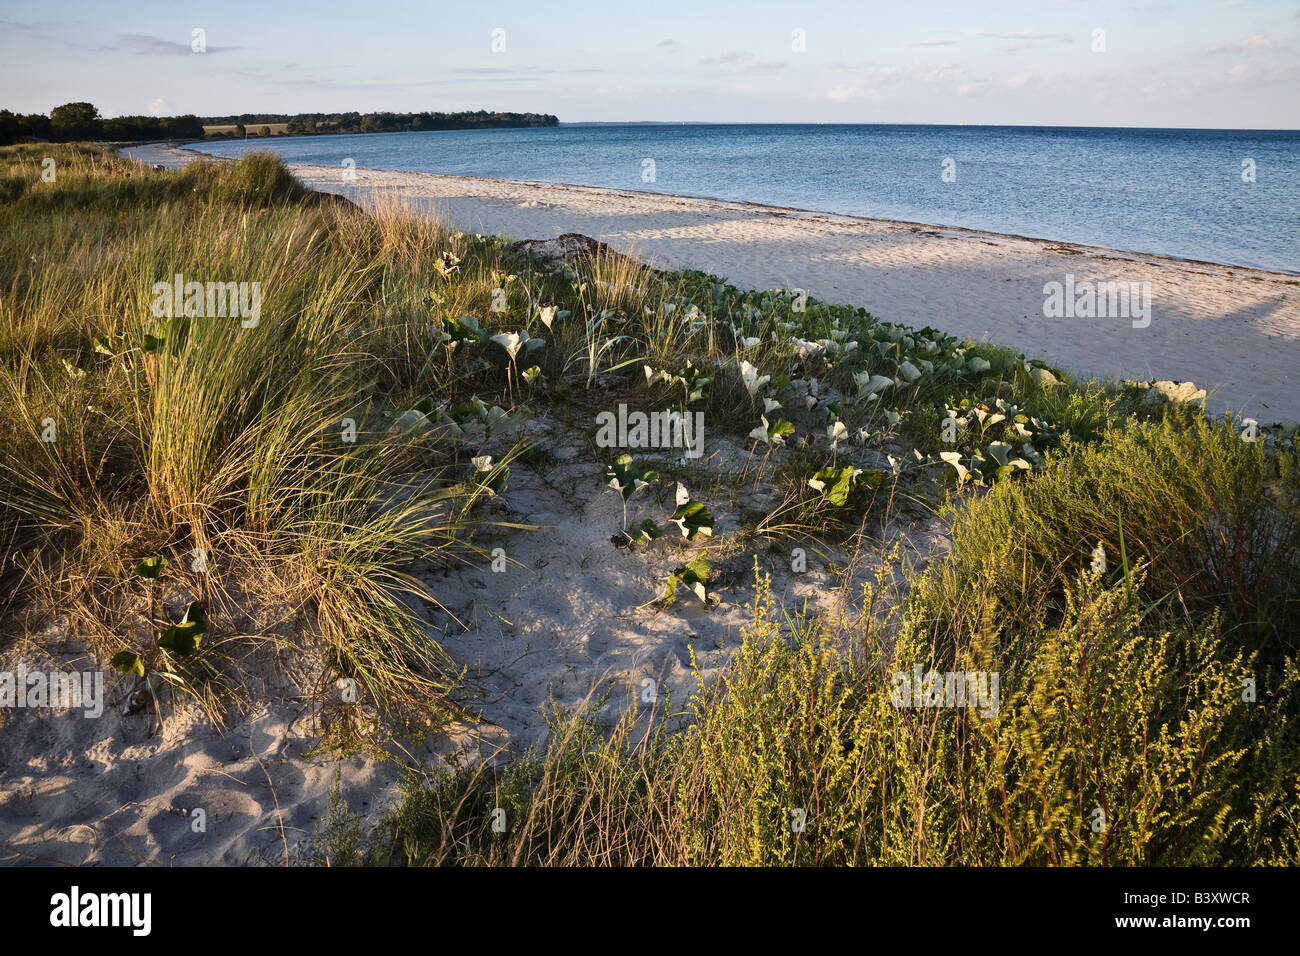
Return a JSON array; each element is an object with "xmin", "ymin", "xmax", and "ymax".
[
  {"xmin": 0, "ymin": 103, "xmax": 204, "ymax": 144},
  {"xmin": 0, "ymin": 104, "xmax": 558, "ymax": 145},
  {"xmin": 230, "ymin": 110, "xmax": 559, "ymax": 136}
]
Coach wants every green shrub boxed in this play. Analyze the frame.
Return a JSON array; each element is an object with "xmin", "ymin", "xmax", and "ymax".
[{"xmin": 908, "ymin": 414, "xmax": 1300, "ymax": 661}]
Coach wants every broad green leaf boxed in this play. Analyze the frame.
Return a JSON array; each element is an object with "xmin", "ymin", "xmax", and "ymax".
[
  {"xmin": 410, "ymin": 396, "xmax": 440, "ymax": 415},
  {"xmin": 808, "ymin": 465, "xmax": 860, "ymax": 507},
  {"xmin": 606, "ymin": 456, "xmax": 658, "ymax": 501},
  {"xmin": 133, "ymin": 556, "xmax": 167, "ymax": 579},
  {"xmin": 110, "ymin": 650, "xmax": 145, "ymax": 677},
  {"xmin": 938, "ymin": 451, "xmax": 969, "ymax": 485},
  {"xmin": 157, "ymin": 623, "xmax": 202, "ymax": 656},
  {"xmin": 632, "ymin": 519, "xmax": 664, "ymax": 543},
  {"xmin": 445, "ymin": 314, "xmax": 486, "ymax": 345},
  {"xmin": 670, "ymin": 501, "xmax": 715, "ymax": 540},
  {"xmin": 157, "ymin": 601, "xmax": 207, "ymax": 657},
  {"xmin": 739, "ymin": 360, "xmax": 770, "ymax": 396}
]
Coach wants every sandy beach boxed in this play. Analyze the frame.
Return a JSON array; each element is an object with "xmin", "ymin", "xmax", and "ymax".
[
  {"xmin": 328, "ymin": 169, "xmax": 1300, "ymax": 420},
  {"xmin": 127, "ymin": 144, "xmax": 1300, "ymax": 422}
]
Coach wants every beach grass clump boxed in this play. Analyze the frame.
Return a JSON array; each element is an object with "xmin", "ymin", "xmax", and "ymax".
[
  {"xmin": 0, "ymin": 144, "xmax": 495, "ymax": 738},
  {"xmin": 171, "ymin": 148, "xmax": 307, "ymax": 205}
]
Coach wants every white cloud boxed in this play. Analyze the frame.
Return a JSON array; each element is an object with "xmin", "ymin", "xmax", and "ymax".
[
  {"xmin": 119, "ymin": 33, "xmax": 241, "ymax": 55},
  {"xmin": 977, "ymin": 31, "xmax": 1072, "ymax": 42},
  {"xmin": 920, "ymin": 65, "xmax": 968, "ymax": 86},
  {"xmin": 698, "ymin": 49, "xmax": 786, "ymax": 71},
  {"xmin": 829, "ymin": 60, "xmax": 970, "ymax": 94},
  {"xmin": 1204, "ymin": 31, "xmax": 1273, "ymax": 55}
]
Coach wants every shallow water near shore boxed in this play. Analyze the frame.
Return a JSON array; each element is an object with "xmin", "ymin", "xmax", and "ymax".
[{"xmin": 192, "ymin": 123, "xmax": 1300, "ymax": 273}]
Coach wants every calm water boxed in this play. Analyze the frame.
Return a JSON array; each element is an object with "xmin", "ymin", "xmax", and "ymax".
[{"xmin": 192, "ymin": 124, "xmax": 1300, "ymax": 273}]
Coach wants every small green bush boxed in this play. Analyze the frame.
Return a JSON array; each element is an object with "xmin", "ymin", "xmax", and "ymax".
[{"xmin": 909, "ymin": 414, "xmax": 1300, "ymax": 660}]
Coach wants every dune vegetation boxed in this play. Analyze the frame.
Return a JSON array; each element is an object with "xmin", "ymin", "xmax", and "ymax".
[{"xmin": 2, "ymin": 144, "xmax": 1297, "ymax": 866}]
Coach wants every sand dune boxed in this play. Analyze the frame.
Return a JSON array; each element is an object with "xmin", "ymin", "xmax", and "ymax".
[{"xmin": 5, "ymin": 144, "xmax": 1285, "ymax": 866}]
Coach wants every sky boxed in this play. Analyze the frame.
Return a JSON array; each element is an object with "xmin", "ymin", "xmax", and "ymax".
[{"xmin": 1, "ymin": 0, "xmax": 1298, "ymax": 128}]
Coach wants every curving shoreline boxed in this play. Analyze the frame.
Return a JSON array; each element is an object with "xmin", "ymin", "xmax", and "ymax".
[{"xmin": 125, "ymin": 142, "xmax": 1300, "ymax": 422}]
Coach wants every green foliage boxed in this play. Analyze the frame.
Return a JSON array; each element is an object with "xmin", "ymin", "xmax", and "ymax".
[
  {"xmin": 605, "ymin": 454, "xmax": 660, "ymax": 531},
  {"xmin": 109, "ymin": 650, "xmax": 145, "ymax": 678},
  {"xmin": 807, "ymin": 464, "xmax": 864, "ymax": 507},
  {"xmin": 132, "ymin": 555, "xmax": 167, "ymax": 579},
  {"xmin": 911, "ymin": 396, "xmax": 1062, "ymax": 486},
  {"xmin": 0, "ymin": 144, "xmax": 486, "ymax": 744},
  {"xmin": 156, "ymin": 601, "xmax": 207, "ymax": 657},
  {"xmin": 253, "ymin": 109, "xmax": 559, "ymax": 139},
  {"xmin": 605, "ymin": 455, "xmax": 659, "ymax": 501},
  {"xmin": 131, "ymin": 151, "xmax": 312, "ymax": 206},
  {"xmin": 676, "ymin": 361, "xmax": 711, "ymax": 404},
  {"xmin": 669, "ymin": 501, "xmax": 714, "ymax": 541},
  {"xmin": 471, "ymin": 455, "xmax": 510, "ymax": 495},
  {"xmin": 375, "ymin": 403, "xmax": 1299, "ymax": 867},
  {"xmin": 911, "ymin": 413, "xmax": 1300, "ymax": 658},
  {"xmin": 630, "ymin": 518, "xmax": 664, "ymax": 543},
  {"xmin": 383, "ymin": 701, "xmax": 680, "ymax": 866},
  {"xmin": 378, "ymin": 557, "xmax": 1299, "ymax": 866},
  {"xmin": 312, "ymin": 771, "xmax": 389, "ymax": 866},
  {"xmin": 748, "ymin": 416, "xmax": 795, "ymax": 446},
  {"xmin": 49, "ymin": 102, "xmax": 101, "ymax": 141},
  {"xmin": 6, "ymin": 144, "xmax": 1297, "ymax": 866},
  {"xmin": 659, "ymin": 557, "xmax": 711, "ymax": 606}
]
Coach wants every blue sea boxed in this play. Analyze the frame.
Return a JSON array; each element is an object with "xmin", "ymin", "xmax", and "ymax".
[{"xmin": 191, "ymin": 124, "xmax": 1300, "ymax": 273}]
